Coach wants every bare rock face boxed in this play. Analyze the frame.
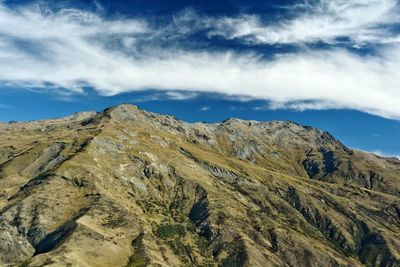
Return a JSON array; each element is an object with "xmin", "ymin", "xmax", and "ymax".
[{"xmin": 0, "ymin": 104, "xmax": 399, "ymax": 267}]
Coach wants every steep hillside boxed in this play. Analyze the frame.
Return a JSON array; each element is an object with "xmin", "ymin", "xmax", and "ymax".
[{"xmin": 0, "ymin": 104, "xmax": 399, "ymax": 267}]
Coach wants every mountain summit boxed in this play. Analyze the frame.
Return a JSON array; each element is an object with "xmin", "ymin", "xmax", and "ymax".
[{"xmin": 0, "ymin": 104, "xmax": 399, "ymax": 266}]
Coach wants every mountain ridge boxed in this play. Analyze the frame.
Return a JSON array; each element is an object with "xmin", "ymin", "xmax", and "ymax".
[{"xmin": 0, "ymin": 104, "xmax": 399, "ymax": 267}]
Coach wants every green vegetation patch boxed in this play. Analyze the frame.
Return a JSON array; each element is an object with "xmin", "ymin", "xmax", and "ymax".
[
  {"xmin": 155, "ymin": 224, "xmax": 185, "ymax": 239},
  {"xmin": 126, "ymin": 233, "xmax": 149, "ymax": 267}
]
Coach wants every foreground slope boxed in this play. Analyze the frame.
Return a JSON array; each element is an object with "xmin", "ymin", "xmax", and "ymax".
[{"xmin": 0, "ymin": 104, "xmax": 399, "ymax": 267}]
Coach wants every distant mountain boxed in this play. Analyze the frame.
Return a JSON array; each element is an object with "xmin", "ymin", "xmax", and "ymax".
[{"xmin": 0, "ymin": 104, "xmax": 399, "ymax": 266}]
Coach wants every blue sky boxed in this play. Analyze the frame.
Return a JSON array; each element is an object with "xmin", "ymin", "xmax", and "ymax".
[{"xmin": 0, "ymin": 0, "xmax": 400, "ymax": 157}]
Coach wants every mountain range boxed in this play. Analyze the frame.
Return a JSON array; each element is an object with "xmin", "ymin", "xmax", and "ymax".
[{"xmin": 0, "ymin": 104, "xmax": 399, "ymax": 267}]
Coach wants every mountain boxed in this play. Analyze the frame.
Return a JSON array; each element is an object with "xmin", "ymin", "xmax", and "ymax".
[{"xmin": 0, "ymin": 104, "xmax": 399, "ymax": 267}]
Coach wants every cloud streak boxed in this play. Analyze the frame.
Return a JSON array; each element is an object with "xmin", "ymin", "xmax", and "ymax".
[
  {"xmin": 209, "ymin": 0, "xmax": 400, "ymax": 46},
  {"xmin": 131, "ymin": 91, "xmax": 199, "ymax": 102},
  {"xmin": 0, "ymin": 1, "xmax": 400, "ymax": 119}
]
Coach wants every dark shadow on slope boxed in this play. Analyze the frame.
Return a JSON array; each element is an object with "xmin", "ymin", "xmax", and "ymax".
[{"xmin": 31, "ymin": 207, "xmax": 90, "ymax": 256}]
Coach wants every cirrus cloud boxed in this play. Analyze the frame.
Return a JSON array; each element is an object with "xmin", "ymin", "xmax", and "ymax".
[{"xmin": 209, "ymin": 0, "xmax": 400, "ymax": 46}]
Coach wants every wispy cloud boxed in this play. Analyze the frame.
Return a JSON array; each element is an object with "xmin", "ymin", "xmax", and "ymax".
[
  {"xmin": 165, "ymin": 91, "xmax": 199, "ymax": 100},
  {"xmin": 209, "ymin": 0, "xmax": 400, "ymax": 46},
  {"xmin": 132, "ymin": 91, "xmax": 198, "ymax": 102},
  {"xmin": 0, "ymin": 2, "xmax": 400, "ymax": 119},
  {"xmin": 258, "ymin": 100, "xmax": 347, "ymax": 112},
  {"xmin": 199, "ymin": 106, "xmax": 211, "ymax": 111}
]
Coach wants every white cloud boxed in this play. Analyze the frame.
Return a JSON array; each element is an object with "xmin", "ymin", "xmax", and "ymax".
[
  {"xmin": 131, "ymin": 91, "xmax": 198, "ymax": 102},
  {"xmin": 262, "ymin": 100, "xmax": 348, "ymax": 112},
  {"xmin": 209, "ymin": 0, "xmax": 400, "ymax": 46},
  {"xmin": 199, "ymin": 106, "xmax": 211, "ymax": 111},
  {"xmin": 165, "ymin": 91, "xmax": 199, "ymax": 100},
  {"xmin": 0, "ymin": 2, "xmax": 400, "ymax": 119}
]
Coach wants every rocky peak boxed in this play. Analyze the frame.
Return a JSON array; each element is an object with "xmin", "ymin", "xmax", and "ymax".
[
  {"xmin": 65, "ymin": 111, "xmax": 97, "ymax": 121},
  {"xmin": 103, "ymin": 103, "xmax": 142, "ymax": 119}
]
